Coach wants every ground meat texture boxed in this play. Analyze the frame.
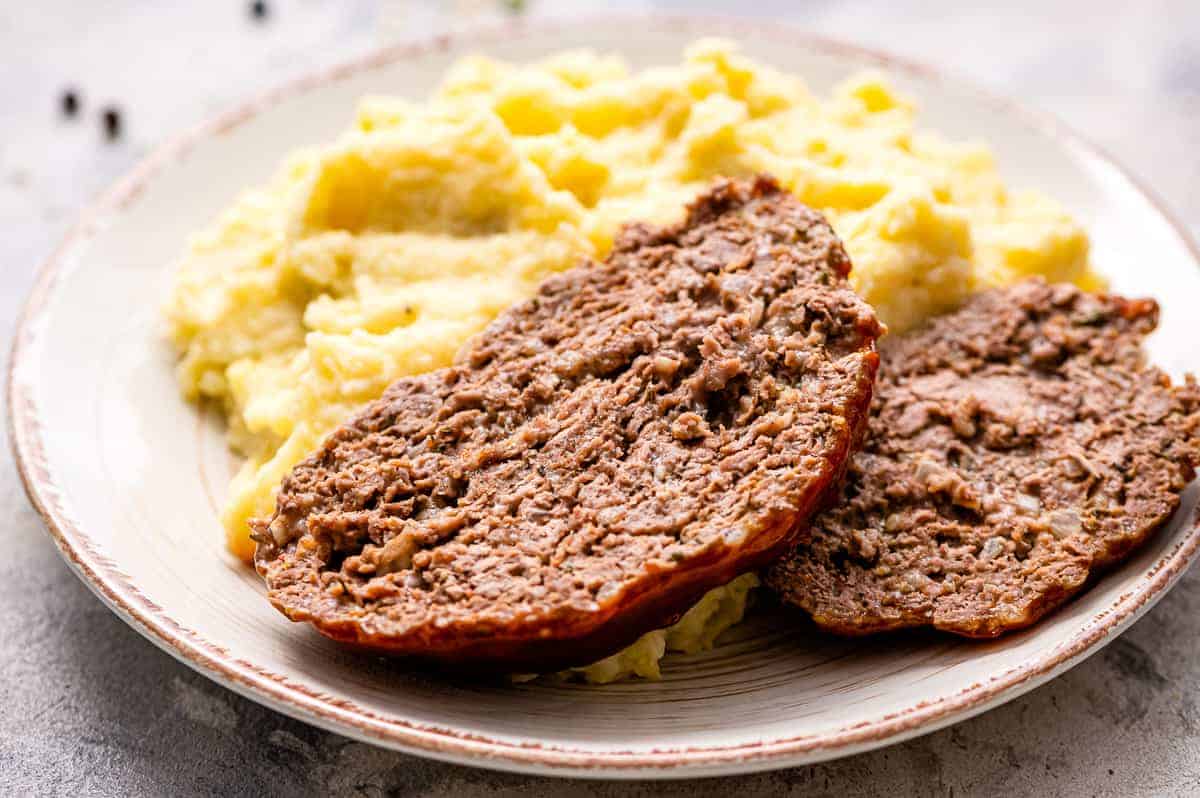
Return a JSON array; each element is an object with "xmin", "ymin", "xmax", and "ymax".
[
  {"xmin": 252, "ymin": 176, "xmax": 883, "ymax": 670},
  {"xmin": 767, "ymin": 280, "xmax": 1200, "ymax": 638}
]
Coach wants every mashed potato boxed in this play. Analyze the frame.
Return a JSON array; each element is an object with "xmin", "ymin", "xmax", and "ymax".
[
  {"xmin": 563, "ymin": 573, "xmax": 760, "ymax": 683},
  {"xmin": 165, "ymin": 41, "xmax": 1100, "ymax": 679}
]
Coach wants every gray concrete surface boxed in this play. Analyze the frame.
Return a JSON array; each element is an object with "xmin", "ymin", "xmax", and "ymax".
[{"xmin": 3, "ymin": 1, "xmax": 1200, "ymax": 795}]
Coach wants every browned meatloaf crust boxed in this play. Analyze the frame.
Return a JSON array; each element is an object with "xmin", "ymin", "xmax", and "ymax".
[
  {"xmin": 252, "ymin": 176, "xmax": 883, "ymax": 670},
  {"xmin": 768, "ymin": 279, "xmax": 1200, "ymax": 638}
]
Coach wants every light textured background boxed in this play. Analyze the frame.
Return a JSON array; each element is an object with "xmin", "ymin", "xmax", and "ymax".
[{"xmin": 4, "ymin": 1, "xmax": 1200, "ymax": 795}]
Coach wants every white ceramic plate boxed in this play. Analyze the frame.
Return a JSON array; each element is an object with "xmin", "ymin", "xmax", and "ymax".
[{"xmin": 11, "ymin": 14, "xmax": 1200, "ymax": 779}]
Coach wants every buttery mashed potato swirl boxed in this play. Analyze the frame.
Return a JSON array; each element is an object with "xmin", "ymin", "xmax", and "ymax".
[{"xmin": 165, "ymin": 41, "xmax": 1100, "ymax": 679}]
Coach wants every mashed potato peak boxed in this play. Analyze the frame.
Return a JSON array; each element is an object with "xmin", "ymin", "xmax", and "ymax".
[{"xmin": 165, "ymin": 41, "xmax": 1099, "ymax": 679}]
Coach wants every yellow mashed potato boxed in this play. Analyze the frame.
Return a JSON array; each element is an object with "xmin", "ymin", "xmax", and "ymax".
[
  {"xmin": 566, "ymin": 573, "xmax": 761, "ymax": 683},
  {"xmin": 165, "ymin": 41, "xmax": 1100, "ymax": 679}
]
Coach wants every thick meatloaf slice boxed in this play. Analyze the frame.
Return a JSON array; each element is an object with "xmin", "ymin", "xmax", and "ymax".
[
  {"xmin": 252, "ymin": 176, "xmax": 883, "ymax": 670},
  {"xmin": 768, "ymin": 279, "xmax": 1200, "ymax": 638}
]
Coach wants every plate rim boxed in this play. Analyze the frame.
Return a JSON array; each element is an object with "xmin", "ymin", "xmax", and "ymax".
[{"xmin": 9, "ymin": 11, "xmax": 1200, "ymax": 779}]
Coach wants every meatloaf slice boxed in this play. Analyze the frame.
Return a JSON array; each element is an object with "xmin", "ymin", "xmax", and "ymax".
[
  {"xmin": 252, "ymin": 176, "xmax": 883, "ymax": 670},
  {"xmin": 768, "ymin": 279, "xmax": 1200, "ymax": 638}
]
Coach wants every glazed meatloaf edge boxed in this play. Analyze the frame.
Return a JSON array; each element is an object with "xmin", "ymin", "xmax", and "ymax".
[
  {"xmin": 768, "ymin": 279, "xmax": 1200, "ymax": 638},
  {"xmin": 252, "ymin": 176, "xmax": 884, "ymax": 670}
]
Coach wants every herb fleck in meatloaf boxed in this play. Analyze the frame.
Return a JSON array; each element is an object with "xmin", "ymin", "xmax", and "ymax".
[
  {"xmin": 253, "ymin": 176, "xmax": 883, "ymax": 670},
  {"xmin": 768, "ymin": 280, "xmax": 1200, "ymax": 638}
]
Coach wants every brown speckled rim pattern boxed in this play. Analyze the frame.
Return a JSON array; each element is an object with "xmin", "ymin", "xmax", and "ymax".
[{"xmin": 9, "ymin": 13, "xmax": 1200, "ymax": 779}]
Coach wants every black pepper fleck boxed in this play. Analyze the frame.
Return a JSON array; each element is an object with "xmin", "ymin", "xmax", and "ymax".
[
  {"xmin": 101, "ymin": 106, "xmax": 122, "ymax": 140},
  {"xmin": 250, "ymin": 0, "xmax": 268, "ymax": 21},
  {"xmin": 60, "ymin": 89, "xmax": 80, "ymax": 118}
]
